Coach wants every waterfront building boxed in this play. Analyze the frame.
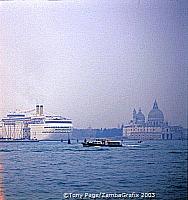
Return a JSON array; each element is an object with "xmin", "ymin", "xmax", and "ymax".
[{"xmin": 123, "ymin": 100, "xmax": 183, "ymax": 140}]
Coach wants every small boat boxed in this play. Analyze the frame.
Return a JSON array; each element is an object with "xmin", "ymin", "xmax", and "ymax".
[{"xmin": 82, "ymin": 139, "xmax": 122, "ymax": 147}]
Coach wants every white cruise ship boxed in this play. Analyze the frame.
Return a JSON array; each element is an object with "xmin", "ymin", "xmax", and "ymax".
[{"xmin": 0, "ymin": 105, "xmax": 73, "ymax": 141}]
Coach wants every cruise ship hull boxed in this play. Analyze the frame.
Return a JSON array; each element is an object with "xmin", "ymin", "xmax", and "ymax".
[{"xmin": 32, "ymin": 132, "xmax": 72, "ymax": 141}]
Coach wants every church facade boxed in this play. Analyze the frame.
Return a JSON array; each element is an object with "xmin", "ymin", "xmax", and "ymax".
[{"xmin": 123, "ymin": 100, "xmax": 183, "ymax": 140}]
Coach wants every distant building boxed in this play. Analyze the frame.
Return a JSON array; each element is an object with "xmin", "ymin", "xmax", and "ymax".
[
  {"xmin": 123, "ymin": 100, "xmax": 183, "ymax": 140},
  {"xmin": 96, "ymin": 128, "xmax": 122, "ymax": 138},
  {"xmin": 72, "ymin": 127, "xmax": 123, "ymax": 140},
  {"xmin": 72, "ymin": 128, "xmax": 97, "ymax": 139}
]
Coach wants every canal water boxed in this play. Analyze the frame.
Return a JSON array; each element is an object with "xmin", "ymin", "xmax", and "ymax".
[{"xmin": 0, "ymin": 140, "xmax": 187, "ymax": 200}]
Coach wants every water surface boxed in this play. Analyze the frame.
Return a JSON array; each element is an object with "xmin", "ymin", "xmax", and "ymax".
[{"xmin": 0, "ymin": 140, "xmax": 187, "ymax": 200}]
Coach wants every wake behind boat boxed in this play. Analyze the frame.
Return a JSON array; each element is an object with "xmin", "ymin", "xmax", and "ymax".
[{"xmin": 82, "ymin": 138, "xmax": 123, "ymax": 147}]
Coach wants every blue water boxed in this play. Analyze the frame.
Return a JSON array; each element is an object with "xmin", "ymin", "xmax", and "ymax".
[{"xmin": 0, "ymin": 140, "xmax": 187, "ymax": 200}]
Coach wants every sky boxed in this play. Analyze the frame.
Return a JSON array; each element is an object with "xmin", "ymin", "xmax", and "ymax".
[{"xmin": 0, "ymin": 0, "xmax": 187, "ymax": 128}]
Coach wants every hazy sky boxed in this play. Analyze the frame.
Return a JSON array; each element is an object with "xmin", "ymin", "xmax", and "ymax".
[{"xmin": 0, "ymin": 0, "xmax": 187, "ymax": 128}]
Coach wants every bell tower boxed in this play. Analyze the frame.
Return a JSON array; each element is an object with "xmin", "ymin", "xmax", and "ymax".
[{"xmin": 133, "ymin": 108, "xmax": 137, "ymax": 123}]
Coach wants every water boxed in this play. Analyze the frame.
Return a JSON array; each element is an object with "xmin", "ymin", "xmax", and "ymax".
[{"xmin": 0, "ymin": 140, "xmax": 187, "ymax": 200}]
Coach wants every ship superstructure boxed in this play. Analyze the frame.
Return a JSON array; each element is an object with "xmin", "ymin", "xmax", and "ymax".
[
  {"xmin": 0, "ymin": 113, "xmax": 31, "ymax": 139},
  {"xmin": 30, "ymin": 115, "xmax": 73, "ymax": 140}
]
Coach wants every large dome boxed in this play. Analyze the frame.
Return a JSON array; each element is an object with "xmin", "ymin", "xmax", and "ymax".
[
  {"xmin": 148, "ymin": 109, "xmax": 164, "ymax": 120},
  {"xmin": 148, "ymin": 100, "xmax": 164, "ymax": 121}
]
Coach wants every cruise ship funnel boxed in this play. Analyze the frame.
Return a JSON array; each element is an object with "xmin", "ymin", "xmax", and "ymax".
[
  {"xmin": 40, "ymin": 105, "xmax": 44, "ymax": 116},
  {"xmin": 36, "ymin": 105, "xmax": 40, "ymax": 115}
]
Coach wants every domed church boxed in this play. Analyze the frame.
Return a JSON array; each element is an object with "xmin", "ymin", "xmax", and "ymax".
[{"xmin": 123, "ymin": 100, "xmax": 183, "ymax": 140}]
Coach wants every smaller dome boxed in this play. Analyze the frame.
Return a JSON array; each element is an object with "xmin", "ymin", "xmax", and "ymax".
[{"xmin": 136, "ymin": 108, "xmax": 145, "ymax": 121}]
